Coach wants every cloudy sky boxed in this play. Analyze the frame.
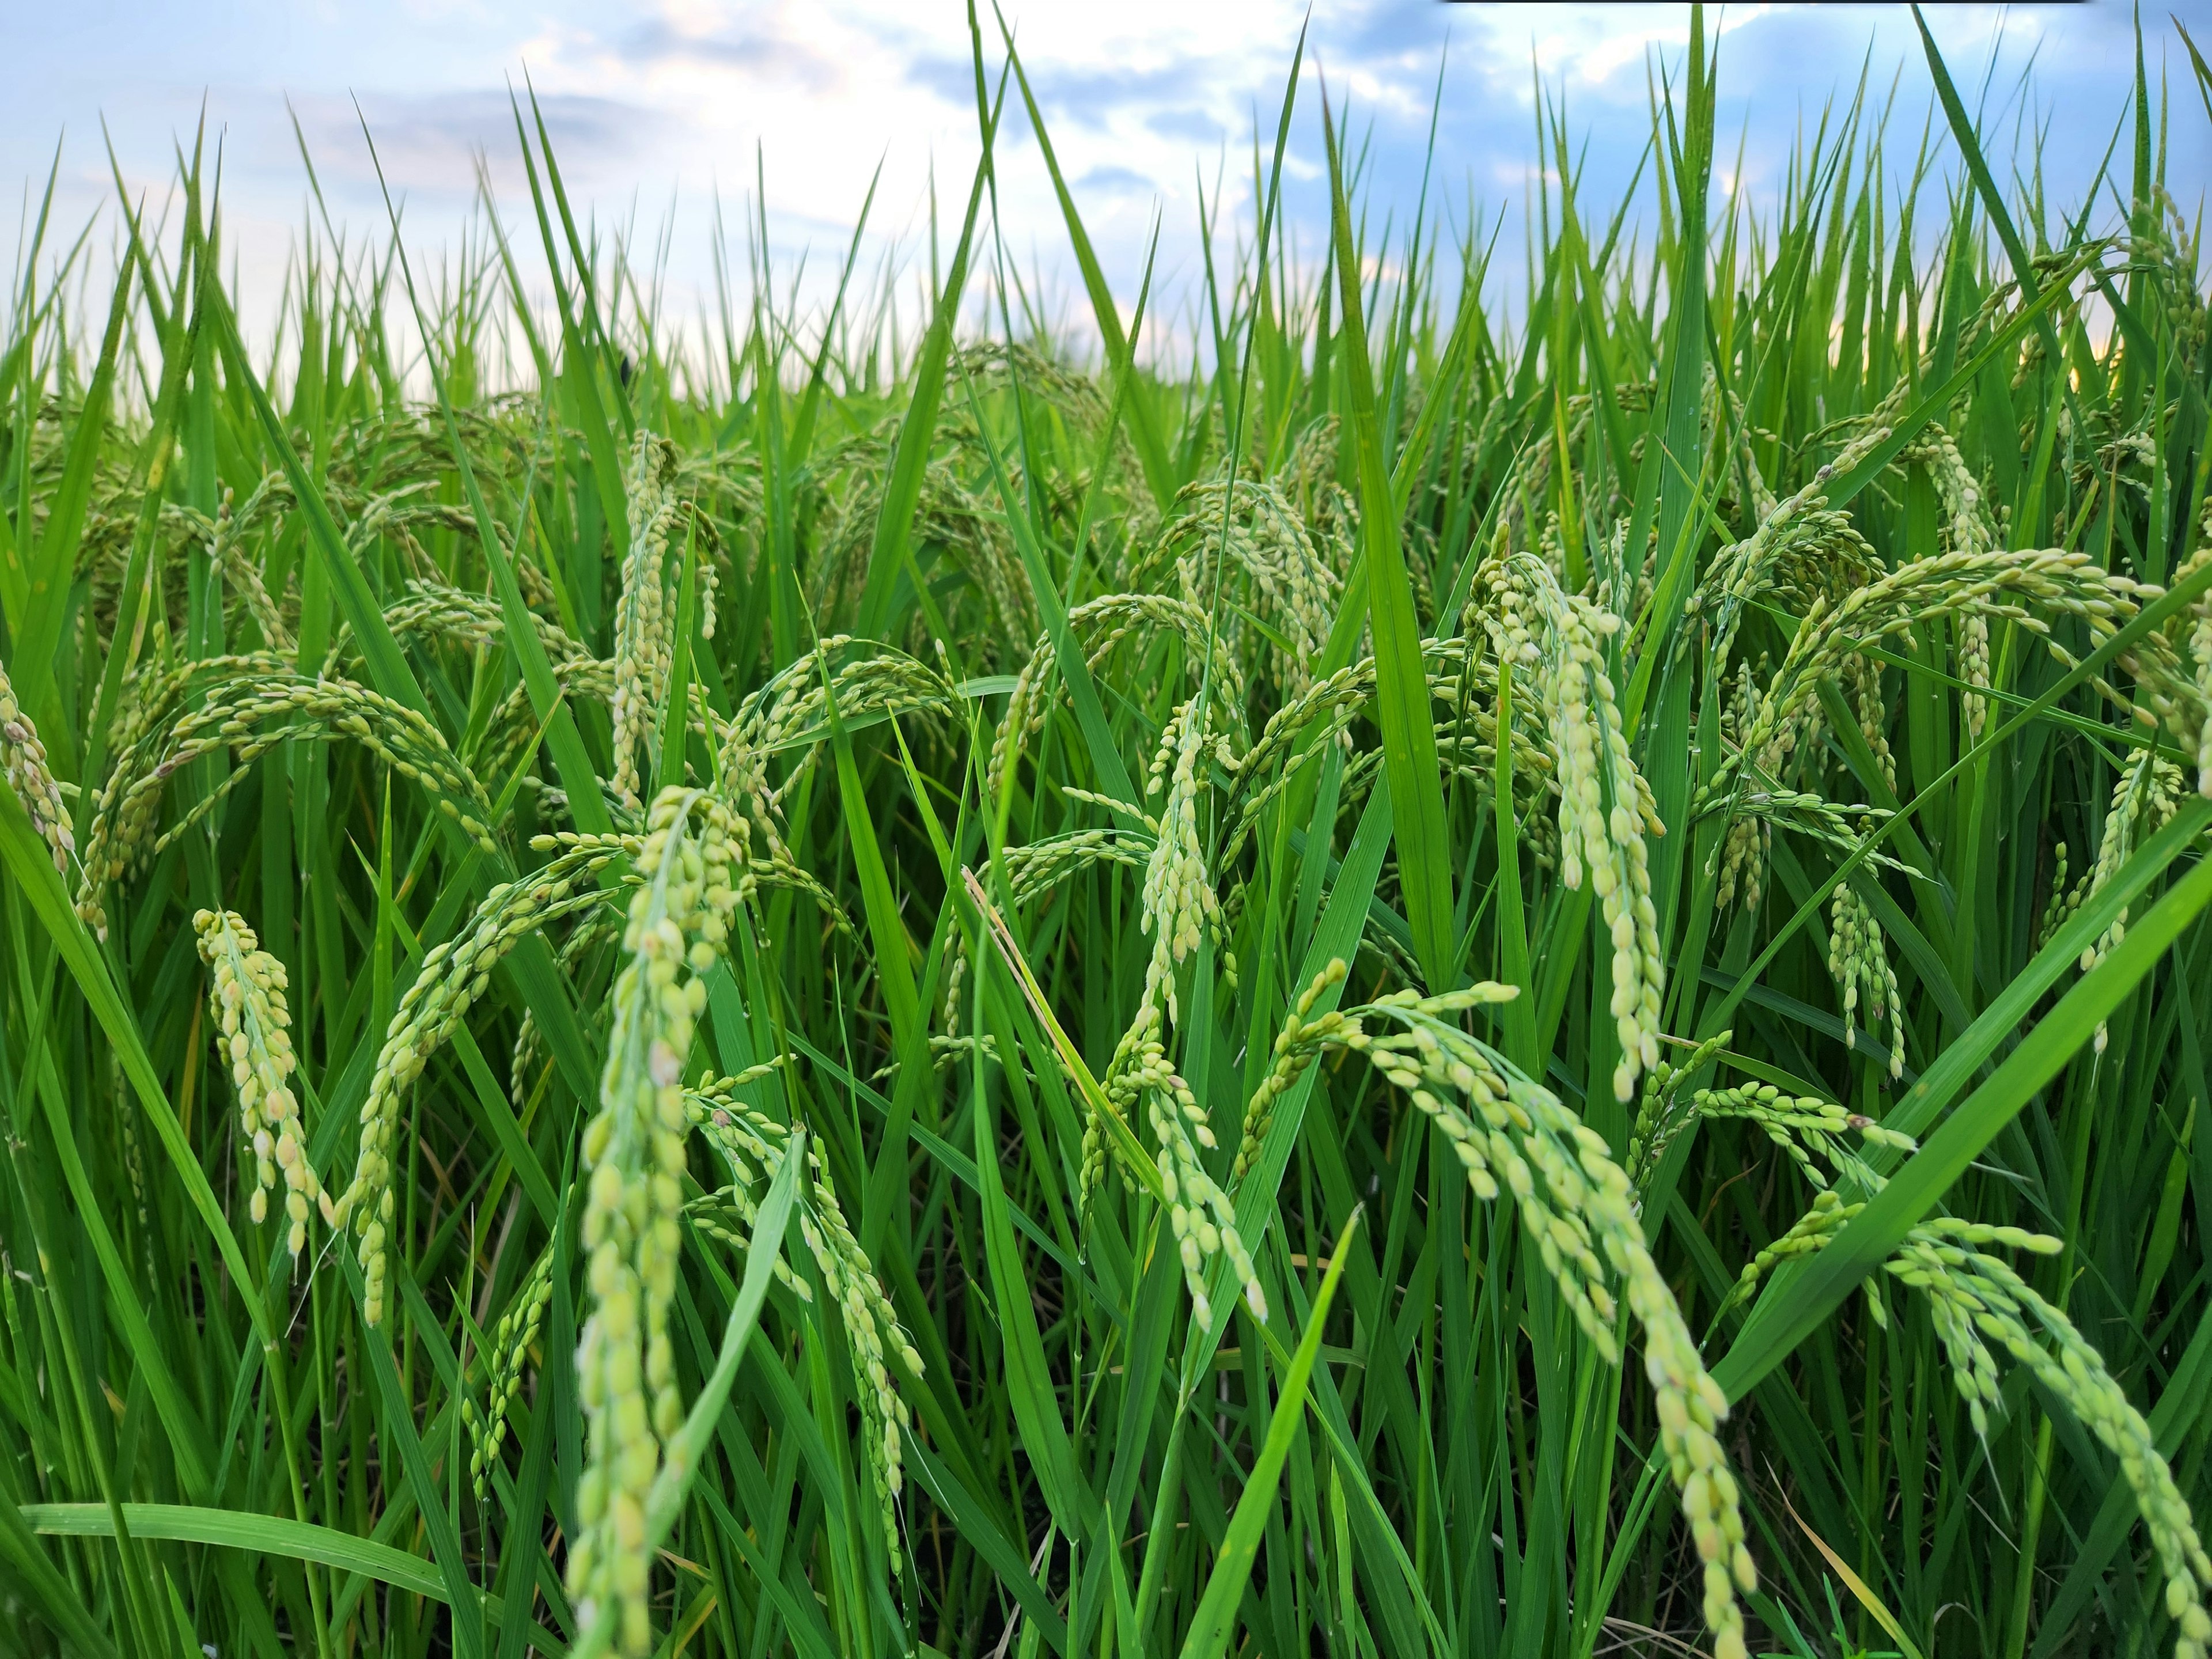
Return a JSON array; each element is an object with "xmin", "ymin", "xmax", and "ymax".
[{"xmin": 7, "ymin": 2, "xmax": 2209, "ymax": 365}]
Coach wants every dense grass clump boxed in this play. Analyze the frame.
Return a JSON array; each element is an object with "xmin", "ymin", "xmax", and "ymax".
[{"xmin": 3, "ymin": 10, "xmax": 2212, "ymax": 1656}]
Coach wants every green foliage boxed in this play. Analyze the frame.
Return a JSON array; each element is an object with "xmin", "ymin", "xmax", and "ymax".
[{"xmin": 1, "ymin": 14, "xmax": 2211, "ymax": 1657}]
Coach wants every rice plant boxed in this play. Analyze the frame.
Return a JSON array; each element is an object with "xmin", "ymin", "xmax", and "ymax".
[{"xmin": 1, "ymin": 7, "xmax": 2210, "ymax": 1656}]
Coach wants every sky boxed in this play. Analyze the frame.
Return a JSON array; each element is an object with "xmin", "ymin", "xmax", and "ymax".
[{"xmin": 6, "ymin": 1, "xmax": 2210, "ymax": 371}]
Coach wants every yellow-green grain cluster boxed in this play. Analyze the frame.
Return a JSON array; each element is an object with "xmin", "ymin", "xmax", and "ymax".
[
  {"xmin": 0, "ymin": 659, "xmax": 73, "ymax": 874},
  {"xmin": 570, "ymin": 789, "xmax": 747, "ymax": 1657},
  {"xmin": 194, "ymin": 908, "xmax": 331, "ymax": 1255},
  {"xmin": 336, "ymin": 833, "xmax": 635, "ymax": 1324}
]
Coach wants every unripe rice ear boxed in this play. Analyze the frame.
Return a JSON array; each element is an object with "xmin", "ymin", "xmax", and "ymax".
[
  {"xmin": 194, "ymin": 909, "xmax": 331, "ymax": 1258},
  {"xmin": 569, "ymin": 788, "xmax": 751, "ymax": 1656},
  {"xmin": 0, "ymin": 658, "xmax": 74, "ymax": 879}
]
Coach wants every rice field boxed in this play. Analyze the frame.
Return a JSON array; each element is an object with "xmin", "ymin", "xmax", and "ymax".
[{"xmin": 2, "ymin": 9, "xmax": 2211, "ymax": 1657}]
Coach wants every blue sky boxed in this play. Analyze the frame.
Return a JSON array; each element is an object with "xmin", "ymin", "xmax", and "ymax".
[{"xmin": 7, "ymin": 2, "xmax": 2209, "ymax": 365}]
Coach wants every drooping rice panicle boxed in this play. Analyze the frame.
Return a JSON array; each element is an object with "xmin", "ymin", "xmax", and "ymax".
[
  {"xmin": 1158, "ymin": 476, "xmax": 1340, "ymax": 688},
  {"xmin": 1106, "ymin": 996, "xmax": 1265, "ymax": 1327},
  {"xmin": 988, "ymin": 591, "xmax": 1229, "ymax": 801},
  {"xmin": 1273, "ymin": 968, "xmax": 1758, "ymax": 1659},
  {"xmin": 685, "ymin": 1071, "xmax": 923, "ymax": 1568},
  {"xmin": 1138, "ymin": 693, "xmax": 1221, "ymax": 1024},
  {"xmin": 336, "ymin": 833, "xmax": 640, "ymax": 1324},
  {"xmin": 1232, "ymin": 957, "xmax": 1349, "ymax": 1181},
  {"xmin": 1696, "ymin": 1078, "xmax": 2212, "ymax": 1658},
  {"xmin": 1885, "ymin": 1236, "xmax": 2212, "ymax": 1659},
  {"xmin": 78, "ymin": 664, "xmax": 500, "ymax": 939},
  {"xmin": 467, "ymin": 1245, "xmax": 555, "ymax": 1499},
  {"xmin": 202, "ymin": 480, "xmax": 296, "ymax": 654},
  {"xmin": 569, "ymin": 788, "xmax": 748, "ymax": 1657},
  {"xmin": 2183, "ymin": 546, "xmax": 2212, "ymax": 797},
  {"xmin": 1626, "ymin": 1029, "xmax": 1734, "ymax": 1195},
  {"xmin": 609, "ymin": 431, "xmax": 683, "ymax": 809},
  {"xmin": 194, "ymin": 908, "xmax": 332, "ymax": 1256},
  {"xmin": 1486, "ymin": 551, "xmax": 1666, "ymax": 1100},
  {"xmin": 0, "ymin": 657, "xmax": 74, "ymax": 876},
  {"xmin": 1826, "ymin": 881, "xmax": 1906, "ymax": 1078},
  {"xmin": 2078, "ymin": 752, "xmax": 2186, "ymax": 1052}
]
